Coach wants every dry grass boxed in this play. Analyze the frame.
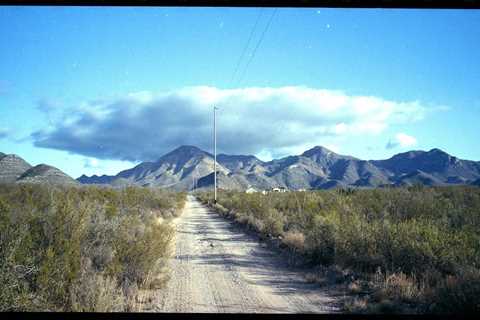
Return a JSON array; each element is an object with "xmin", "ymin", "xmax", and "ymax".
[
  {"xmin": 283, "ymin": 230, "xmax": 306, "ymax": 253},
  {"xmin": 344, "ymin": 296, "xmax": 369, "ymax": 313}
]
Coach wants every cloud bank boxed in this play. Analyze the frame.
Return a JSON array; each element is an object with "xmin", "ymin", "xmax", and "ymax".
[
  {"xmin": 386, "ymin": 132, "xmax": 418, "ymax": 149},
  {"xmin": 32, "ymin": 86, "xmax": 426, "ymax": 162}
]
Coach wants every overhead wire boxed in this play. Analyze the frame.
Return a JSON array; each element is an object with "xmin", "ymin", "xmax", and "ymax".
[
  {"xmin": 235, "ymin": 8, "xmax": 278, "ymax": 87},
  {"xmin": 229, "ymin": 8, "xmax": 264, "ymax": 86}
]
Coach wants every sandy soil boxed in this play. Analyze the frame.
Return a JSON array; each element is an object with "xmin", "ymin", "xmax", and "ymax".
[{"xmin": 152, "ymin": 195, "xmax": 341, "ymax": 313}]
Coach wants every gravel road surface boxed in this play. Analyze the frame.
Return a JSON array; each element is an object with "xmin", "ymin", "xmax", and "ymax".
[{"xmin": 154, "ymin": 195, "xmax": 340, "ymax": 313}]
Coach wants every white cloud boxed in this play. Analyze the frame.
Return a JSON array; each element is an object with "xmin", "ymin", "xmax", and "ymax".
[
  {"xmin": 331, "ymin": 123, "xmax": 348, "ymax": 135},
  {"xmin": 83, "ymin": 158, "xmax": 100, "ymax": 168},
  {"xmin": 32, "ymin": 86, "xmax": 427, "ymax": 162},
  {"xmin": 386, "ymin": 132, "xmax": 418, "ymax": 149}
]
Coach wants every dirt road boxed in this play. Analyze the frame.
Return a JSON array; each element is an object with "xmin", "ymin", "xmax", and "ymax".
[{"xmin": 154, "ymin": 195, "xmax": 340, "ymax": 313}]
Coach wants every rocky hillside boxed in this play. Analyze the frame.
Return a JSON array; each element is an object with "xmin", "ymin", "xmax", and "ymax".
[
  {"xmin": 77, "ymin": 145, "xmax": 480, "ymax": 191},
  {"xmin": 0, "ymin": 153, "xmax": 33, "ymax": 183},
  {"xmin": 0, "ymin": 153, "xmax": 78, "ymax": 185},
  {"xmin": 77, "ymin": 146, "xmax": 231, "ymax": 190},
  {"xmin": 17, "ymin": 164, "xmax": 78, "ymax": 185}
]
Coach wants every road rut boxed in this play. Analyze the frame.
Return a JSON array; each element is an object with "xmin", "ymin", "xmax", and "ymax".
[{"xmin": 154, "ymin": 195, "xmax": 340, "ymax": 313}]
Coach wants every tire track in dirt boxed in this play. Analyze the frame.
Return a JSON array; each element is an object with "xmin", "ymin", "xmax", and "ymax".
[{"xmin": 154, "ymin": 195, "xmax": 340, "ymax": 313}]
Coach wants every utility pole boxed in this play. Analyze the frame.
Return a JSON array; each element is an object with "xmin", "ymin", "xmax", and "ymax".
[
  {"xmin": 192, "ymin": 165, "xmax": 197, "ymax": 192},
  {"xmin": 214, "ymin": 106, "xmax": 218, "ymax": 204}
]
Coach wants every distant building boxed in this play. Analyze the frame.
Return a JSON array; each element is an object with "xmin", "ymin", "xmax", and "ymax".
[
  {"xmin": 297, "ymin": 188, "xmax": 306, "ymax": 192},
  {"xmin": 271, "ymin": 187, "xmax": 287, "ymax": 193}
]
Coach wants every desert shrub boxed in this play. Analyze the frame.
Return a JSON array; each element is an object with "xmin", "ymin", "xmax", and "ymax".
[
  {"xmin": 282, "ymin": 230, "xmax": 306, "ymax": 265},
  {"xmin": 370, "ymin": 270, "xmax": 422, "ymax": 304},
  {"xmin": 111, "ymin": 215, "xmax": 174, "ymax": 286},
  {"xmin": 69, "ymin": 257, "xmax": 125, "ymax": 312},
  {"xmin": 262, "ymin": 208, "xmax": 285, "ymax": 236},
  {"xmin": 283, "ymin": 230, "xmax": 305, "ymax": 254},
  {"xmin": 0, "ymin": 183, "xmax": 185, "ymax": 311},
  {"xmin": 431, "ymin": 270, "xmax": 480, "ymax": 314},
  {"xmin": 249, "ymin": 215, "xmax": 266, "ymax": 233},
  {"xmin": 198, "ymin": 186, "xmax": 480, "ymax": 313}
]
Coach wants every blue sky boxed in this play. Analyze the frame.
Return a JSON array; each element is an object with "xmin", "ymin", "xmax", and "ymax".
[{"xmin": 0, "ymin": 6, "xmax": 479, "ymax": 178}]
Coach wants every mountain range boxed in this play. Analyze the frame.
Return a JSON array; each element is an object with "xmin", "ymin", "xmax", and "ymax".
[
  {"xmin": 0, "ymin": 152, "xmax": 78, "ymax": 185},
  {"xmin": 77, "ymin": 145, "xmax": 480, "ymax": 191}
]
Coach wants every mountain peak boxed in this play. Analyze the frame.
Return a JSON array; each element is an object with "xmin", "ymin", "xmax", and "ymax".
[
  {"xmin": 174, "ymin": 145, "xmax": 203, "ymax": 152},
  {"xmin": 428, "ymin": 148, "xmax": 450, "ymax": 156},
  {"xmin": 2, "ymin": 154, "xmax": 23, "ymax": 159},
  {"xmin": 161, "ymin": 145, "xmax": 211, "ymax": 160},
  {"xmin": 390, "ymin": 150, "xmax": 425, "ymax": 159},
  {"xmin": 217, "ymin": 153, "xmax": 260, "ymax": 161},
  {"xmin": 19, "ymin": 164, "xmax": 59, "ymax": 178},
  {"xmin": 77, "ymin": 173, "xmax": 116, "ymax": 184},
  {"xmin": 17, "ymin": 164, "xmax": 78, "ymax": 185},
  {"xmin": 301, "ymin": 146, "xmax": 336, "ymax": 157},
  {"xmin": 0, "ymin": 153, "xmax": 33, "ymax": 183}
]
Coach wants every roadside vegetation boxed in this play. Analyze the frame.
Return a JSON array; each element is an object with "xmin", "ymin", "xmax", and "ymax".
[
  {"xmin": 197, "ymin": 185, "xmax": 480, "ymax": 314},
  {"xmin": 0, "ymin": 183, "xmax": 186, "ymax": 311}
]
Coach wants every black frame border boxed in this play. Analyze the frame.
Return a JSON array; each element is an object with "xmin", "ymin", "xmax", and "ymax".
[{"xmin": 0, "ymin": 0, "xmax": 479, "ymax": 9}]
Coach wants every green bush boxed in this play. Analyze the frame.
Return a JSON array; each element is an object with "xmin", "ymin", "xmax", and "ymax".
[
  {"xmin": 197, "ymin": 186, "xmax": 480, "ymax": 313},
  {"xmin": 0, "ymin": 183, "xmax": 186, "ymax": 311},
  {"xmin": 432, "ymin": 270, "xmax": 480, "ymax": 314}
]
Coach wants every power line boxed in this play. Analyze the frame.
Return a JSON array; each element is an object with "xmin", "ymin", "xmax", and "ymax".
[
  {"xmin": 236, "ymin": 8, "xmax": 278, "ymax": 87},
  {"xmin": 229, "ymin": 8, "xmax": 264, "ymax": 86}
]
